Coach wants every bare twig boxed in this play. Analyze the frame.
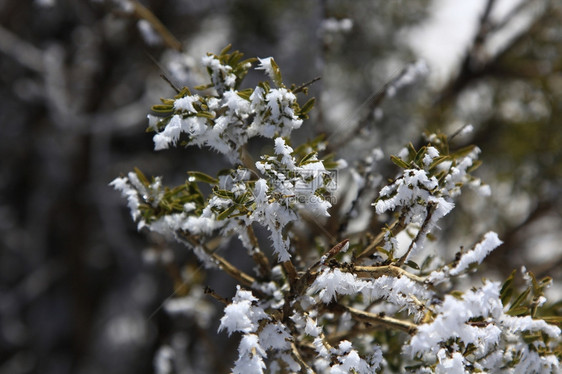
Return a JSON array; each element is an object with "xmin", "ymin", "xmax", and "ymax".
[
  {"xmin": 292, "ymin": 76, "xmax": 322, "ymax": 94},
  {"xmin": 337, "ymin": 304, "xmax": 417, "ymax": 334},
  {"xmin": 204, "ymin": 286, "xmax": 229, "ymax": 305},
  {"xmin": 328, "ymin": 63, "xmax": 425, "ymax": 151},
  {"xmin": 290, "ymin": 342, "xmax": 315, "ymax": 373},
  {"xmin": 181, "ymin": 233, "xmax": 257, "ymax": 288},
  {"xmin": 353, "ymin": 265, "xmax": 425, "ymax": 284},
  {"xmin": 160, "ymin": 73, "xmax": 181, "ymax": 94}
]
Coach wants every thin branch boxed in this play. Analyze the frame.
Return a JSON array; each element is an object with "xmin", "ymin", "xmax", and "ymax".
[
  {"xmin": 292, "ymin": 76, "xmax": 322, "ymax": 94},
  {"xmin": 181, "ymin": 233, "xmax": 257, "ymax": 288},
  {"xmin": 357, "ymin": 217, "xmax": 405, "ymax": 260},
  {"xmin": 211, "ymin": 250, "xmax": 257, "ymax": 287},
  {"xmin": 204, "ymin": 286, "xmax": 229, "ymax": 305},
  {"xmin": 160, "ymin": 73, "xmax": 181, "ymax": 94},
  {"xmin": 247, "ymin": 225, "xmax": 272, "ymax": 278},
  {"xmin": 290, "ymin": 342, "xmax": 315, "ymax": 373},
  {"xmin": 397, "ymin": 203, "xmax": 436, "ymax": 267},
  {"xmin": 308, "ymin": 239, "xmax": 350, "ymax": 271},
  {"xmin": 435, "ymin": 0, "xmax": 551, "ymax": 106},
  {"xmin": 328, "ymin": 63, "xmax": 425, "ymax": 151},
  {"xmin": 337, "ymin": 304, "xmax": 417, "ymax": 334},
  {"xmin": 294, "ymin": 239, "xmax": 350, "ymax": 296},
  {"xmin": 353, "ymin": 265, "xmax": 425, "ymax": 284},
  {"xmin": 130, "ymin": 0, "xmax": 183, "ymax": 51},
  {"xmin": 283, "ymin": 260, "xmax": 299, "ymax": 287}
]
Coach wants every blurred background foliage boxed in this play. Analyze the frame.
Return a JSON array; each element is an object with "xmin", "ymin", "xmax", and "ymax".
[{"xmin": 0, "ymin": 0, "xmax": 560, "ymax": 373}]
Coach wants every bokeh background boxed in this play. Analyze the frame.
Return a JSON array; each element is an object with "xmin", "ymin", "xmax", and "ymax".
[{"xmin": 1, "ymin": 0, "xmax": 560, "ymax": 373}]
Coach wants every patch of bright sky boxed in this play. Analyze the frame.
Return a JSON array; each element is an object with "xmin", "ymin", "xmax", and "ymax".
[{"xmin": 408, "ymin": 0, "xmax": 527, "ymax": 87}]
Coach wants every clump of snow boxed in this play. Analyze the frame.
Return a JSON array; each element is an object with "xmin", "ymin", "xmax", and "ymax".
[
  {"xmin": 218, "ymin": 286, "xmax": 269, "ymax": 336},
  {"xmin": 137, "ymin": 20, "xmax": 162, "ymax": 46},
  {"xmin": 320, "ymin": 18, "xmax": 354, "ymax": 34},
  {"xmin": 255, "ymin": 57, "xmax": 276, "ymax": 82},
  {"xmin": 201, "ymin": 54, "xmax": 237, "ymax": 93},
  {"xmin": 428, "ymin": 231, "xmax": 503, "ymax": 283},
  {"xmin": 154, "ymin": 345, "xmax": 174, "ymax": 374},
  {"xmin": 258, "ymin": 322, "xmax": 291, "ymax": 351},
  {"xmin": 328, "ymin": 340, "xmax": 382, "ymax": 374},
  {"xmin": 450, "ymin": 232, "xmax": 502, "ymax": 276},
  {"xmin": 232, "ymin": 334, "xmax": 266, "ymax": 374},
  {"xmin": 405, "ymin": 280, "xmax": 561, "ymax": 373},
  {"xmin": 164, "ymin": 288, "xmax": 214, "ymax": 328}
]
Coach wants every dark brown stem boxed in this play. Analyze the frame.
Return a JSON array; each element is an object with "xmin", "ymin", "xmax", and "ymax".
[{"xmin": 204, "ymin": 286, "xmax": 229, "ymax": 305}]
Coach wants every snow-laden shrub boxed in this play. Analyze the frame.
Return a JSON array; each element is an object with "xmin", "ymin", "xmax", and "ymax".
[{"xmin": 113, "ymin": 47, "xmax": 561, "ymax": 373}]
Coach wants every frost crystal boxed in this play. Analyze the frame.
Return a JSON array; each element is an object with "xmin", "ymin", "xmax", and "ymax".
[
  {"xmin": 328, "ymin": 340, "xmax": 382, "ymax": 374},
  {"xmin": 201, "ymin": 54, "xmax": 237, "ymax": 94},
  {"xmin": 218, "ymin": 286, "xmax": 269, "ymax": 336},
  {"xmin": 258, "ymin": 322, "xmax": 291, "ymax": 351},
  {"xmin": 112, "ymin": 48, "xmax": 561, "ymax": 373},
  {"xmin": 232, "ymin": 334, "xmax": 267, "ymax": 374},
  {"xmin": 256, "ymin": 57, "xmax": 276, "ymax": 81},
  {"xmin": 406, "ymin": 280, "xmax": 561, "ymax": 373},
  {"xmin": 251, "ymin": 137, "xmax": 335, "ymax": 261},
  {"xmin": 450, "ymin": 231, "xmax": 502, "ymax": 276},
  {"xmin": 429, "ymin": 231, "xmax": 503, "ymax": 283},
  {"xmin": 151, "ymin": 58, "xmax": 304, "ymax": 163}
]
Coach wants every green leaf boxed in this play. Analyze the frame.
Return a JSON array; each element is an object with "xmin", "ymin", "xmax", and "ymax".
[
  {"xmin": 420, "ymin": 255, "xmax": 435, "ymax": 272},
  {"xmin": 390, "ymin": 155, "xmax": 410, "ymax": 169},
  {"xmin": 174, "ymin": 86, "xmax": 192, "ymax": 99},
  {"xmin": 194, "ymin": 83, "xmax": 214, "ymax": 91},
  {"xmin": 501, "ymin": 270, "xmax": 517, "ymax": 306},
  {"xmin": 238, "ymin": 57, "xmax": 257, "ymax": 68},
  {"xmin": 428, "ymin": 155, "xmax": 450, "ymax": 171},
  {"xmin": 467, "ymin": 159, "xmax": 483, "ymax": 173},
  {"xmin": 134, "ymin": 167, "xmax": 150, "ymax": 187},
  {"xmin": 214, "ymin": 189, "xmax": 235, "ymax": 199},
  {"xmin": 196, "ymin": 111, "xmax": 215, "ymax": 119},
  {"xmin": 269, "ymin": 58, "xmax": 283, "ymax": 87},
  {"xmin": 450, "ymin": 290, "xmax": 464, "ymax": 299},
  {"xmin": 219, "ymin": 44, "xmax": 232, "ymax": 56},
  {"xmin": 407, "ymin": 142, "xmax": 417, "ymax": 160},
  {"xmin": 405, "ymin": 260, "xmax": 420, "ymax": 270},
  {"xmin": 188, "ymin": 171, "xmax": 219, "ymax": 185},
  {"xmin": 540, "ymin": 316, "xmax": 562, "ymax": 325},
  {"xmin": 151, "ymin": 104, "xmax": 174, "ymax": 114},
  {"xmin": 227, "ymin": 50, "xmax": 242, "ymax": 67},
  {"xmin": 299, "ymin": 151, "xmax": 318, "ymax": 166},
  {"xmin": 236, "ymin": 88, "xmax": 254, "ymax": 101},
  {"xmin": 217, "ymin": 204, "xmax": 237, "ymax": 220},
  {"xmin": 449, "ymin": 145, "xmax": 476, "ymax": 160},
  {"xmin": 413, "ymin": 146, "xmax": 427, "ymax": 165},
  {"xmin": 509, "ymin": 288, "xmax": 531, "ymax": 312},
  {"xmin": 299, "ymin": 97, "xmax": 316, "ymax": 117}
]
